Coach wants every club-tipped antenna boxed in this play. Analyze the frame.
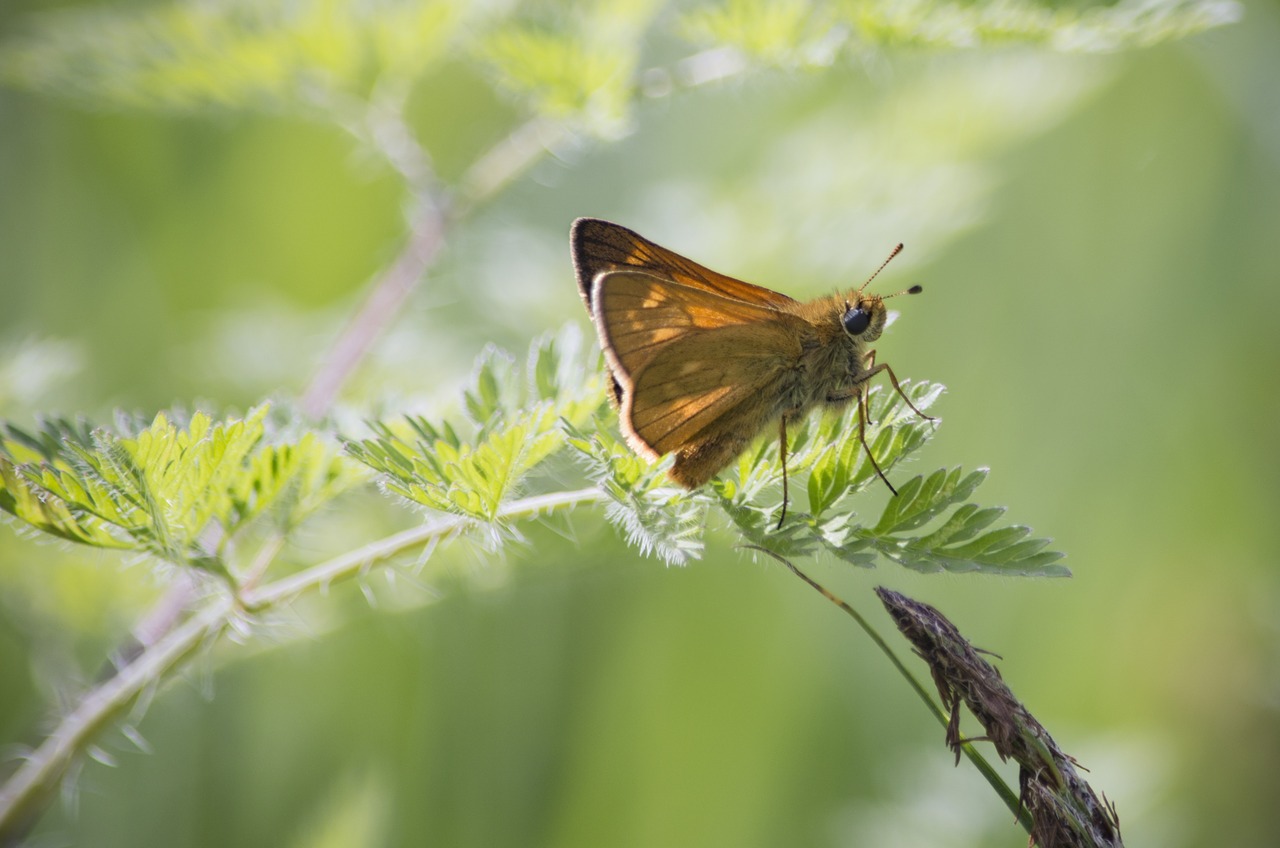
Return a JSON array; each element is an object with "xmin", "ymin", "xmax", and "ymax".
[
  {"xmin": 856, "ymin": 243, "xmax": 905, "ymax": 296},
  {"xmin": 884, "ymin": 283, "xmax": 924, "ymax": 300}
]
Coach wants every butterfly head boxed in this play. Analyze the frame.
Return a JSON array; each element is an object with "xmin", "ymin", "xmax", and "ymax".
[
  {"xmin": 842, "ymin": 277, "xmax": 923, "ymax": 341},
  {"xmin": 841, "ymin": 295, "xmax": 887, "ymax": 341},
  {"xmin": 839, "ymin": 243, "xmax": 922, "ymax": 342}
]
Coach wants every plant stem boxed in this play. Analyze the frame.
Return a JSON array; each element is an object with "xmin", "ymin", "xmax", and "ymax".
[
  {"xmin": 0, "ymin": 486, "xmax": 602, "ymax": 842},
  {"xmin": 754, "ymin": 549, "xmax": 1030, "ymax": 832},
  {"xmin": 0, "ymin": 598, "xmax": 233, "ymax": 843},
  {"xmin": 242, "ymin": 487, "xmax": 602, "ymax": 610}
]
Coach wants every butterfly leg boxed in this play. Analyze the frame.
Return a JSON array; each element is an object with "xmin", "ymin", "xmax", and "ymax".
[
  {"xmin": 857, "ymin": 387, "xmax": 898, "ymax": 497},
  {"xmin": 871, "ymin": 360, "xmax": 936, "ymax": 423},
  {"xmin": 863, "ymin": 350, "xmax": 879, "ymax": 427},
  {"xmin": 776, "ymin": 416, "xmax": 789, "ymax": 530}
]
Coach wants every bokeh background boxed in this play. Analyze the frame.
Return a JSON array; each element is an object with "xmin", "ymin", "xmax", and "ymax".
[{"xmin": 2, "ymin": 0, "xmax": 1278, "ymax": 845}]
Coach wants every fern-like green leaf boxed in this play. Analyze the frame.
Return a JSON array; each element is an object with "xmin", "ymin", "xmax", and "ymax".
[
  {"xmin": 0, "ymin": 409, "xmax": 271, "ymax": 565},
  {"xmin": 872, "ymin": 465, "xmax": 986, "ymax": 535},
  {"xmin": 0, "ymin": 404, "xmax": 360, "ymax": 572},
  {"xmin": 680, "ymin": 0, "xmax": 1240, "ymax": 66},
  {"xmin": 682, "ymin": 380, "xmax": 1067, "ymax": 577},
  {"xmin": 504, "ymin": 356, "xmax": 1064, "ymax": 581},
  {"xmin": 566, "ymin": 422, "xmax": 709, "ymax": 566},
  {"xmin": 681, "ymin": 0, "xmax": 840, "ymax": 68},
  {"xmin": 229, "ymin": 432, "xmax": 367, "ymax": 533},
  {"xmin": 474, "ymin": 2, "xmax": 661, "ymax": 136},
  {"xmin": 349, "ymin": 326, "xmax": 606, "ymax": 524},
  {"xmin": 845, "ymin": 0, "xmax": 1240, "ymax": 52},
  {"xmin": 0, "ymin": 0, "xmax": 470, "ymax": 113},
  {"xmin": 0, "ymin": 456, "xmax": 132, "ymax": 549},
  {"xmin": 728, "ymin": 380, "xmax": 944, "ymax": 527},
  {"xmin": 859, "ymin": 465, "xmax": 1067, "ymax": 575}
]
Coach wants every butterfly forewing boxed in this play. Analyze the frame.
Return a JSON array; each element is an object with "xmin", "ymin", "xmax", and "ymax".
[
  {"xmin": 624, "ymin": 323, "xmax": 797, "ymax": 456},
  {"xmin": 573, "ymin": 218, "xmax": 799, "ymax": 310},
  {"xmin": 591, "ymin": 270, "xmax": 795, "ymax": 380},
  {"xmin": 592, "ymin": 270, "xmax": 804, "ymax": 457}
]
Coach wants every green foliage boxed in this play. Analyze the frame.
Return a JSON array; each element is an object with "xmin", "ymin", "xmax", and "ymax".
[
  {"xmin": 347, "ymin": 326, "xmax": 607, "ymax": 523},
  {"xmin": 565, "ymin": 421, "xmax": 711, "ymax": 566},
  {"xmin": 0, "ymin": 0, "xmax": 469, "ymax": 112},
  {"xmin": 343, "ymin": 325, "xmax": 1059, "ymax": 575},
  {"xmin": 0, "ymin": 0, "xmax": 1237, "ymax": 124},
  {"xmin": 839, "ymin": 0, "xmax": 1242, "ymax": 51},
  {"xmin": 724, "ymin": 381, "xmax": 1066, "ymax": 576},
  {"xmin": 476, "ymin": 25, "xmax": 637, "ymax": 136},
  {"xmin": 681, "ymin": 0, "xmax": 842, "ymax": 67},
  {"xmin": 867, "ymin": 467, "xmax": 1065, "ymax": 574},
  {"xmin": 472, "ymin": 0, "xmax": 663, "ymax": 136},
  {"xmin": 683, "ymin": 0, "xmax": 1241, "ymax": 64},
  {"xmin": 345, "ymin": 328, "xmax": 1062, "ymax": 575},
  {"xmin": 0, "ymin": 405, "xmax": 360, "ymax": 574}
]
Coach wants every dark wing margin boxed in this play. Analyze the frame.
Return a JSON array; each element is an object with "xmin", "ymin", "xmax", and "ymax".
[{"xmin": 571, "ymin": 218, "xmax": 800, "ymax": 310}]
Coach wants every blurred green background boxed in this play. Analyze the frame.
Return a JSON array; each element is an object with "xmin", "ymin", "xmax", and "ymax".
[{"xmin": 1, "ymin": 0, "xmax": 1278, "ymax": 845}]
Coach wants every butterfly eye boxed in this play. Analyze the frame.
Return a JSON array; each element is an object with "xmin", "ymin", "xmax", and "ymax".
[{"xmin": 842, "ymin": 306, "xmax": 871, "ymax": 336}]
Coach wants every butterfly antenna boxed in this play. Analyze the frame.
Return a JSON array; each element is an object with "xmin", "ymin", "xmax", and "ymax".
[
  {"xmin": 855, "ymin": 243, "xmax": 905, "ymax": 296},
  {"xmin": 883, "ymin": 283, "xmax": 924, "ymax": 300}
]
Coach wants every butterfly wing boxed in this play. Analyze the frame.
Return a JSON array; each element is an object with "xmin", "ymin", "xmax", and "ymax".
[
  {"xmin": 624, "ymin": 326, "xmax": 795, "ymax": 459},
  {"xmin": 592, "ymin": 270, "xmax": 805, "ymax": 463},
  {"xmin": 572, "ymin": 218, "xmax": 800, "ymax": 311}
]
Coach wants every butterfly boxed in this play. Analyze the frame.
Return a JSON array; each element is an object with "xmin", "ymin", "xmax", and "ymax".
[{"xmin": 571, "ymin": 217, "xmax": 932, "ymax": 524}]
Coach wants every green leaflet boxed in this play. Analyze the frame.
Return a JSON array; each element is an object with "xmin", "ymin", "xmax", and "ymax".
[
  {"xmin": 0, "ymin": 0, "xmax": 470, "ymax": 113},
  {"xmin": 864, "ymin": 467, "xmax": 1067, "ymax": 576},
  {"xmin": 349, "ymin": 326, "xmax": 607, "ymax": 524},
  {"xmin": 0, "ymin": 405, "xmax": 359, "ymax": 571},
  {"xmin": 682, "ymin": 0, "xmax": 1240, "ymax": 65},
  {"xmin": 568, "ymin": 368, "xmax": 1066, "ymax": 576},
  {"xmin": 565, "ymin": 422, "xmax": 709, "ymax": 566}
]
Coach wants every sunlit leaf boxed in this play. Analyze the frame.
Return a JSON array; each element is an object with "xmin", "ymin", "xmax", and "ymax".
[
  {"xmin": 0, "ymin": 0, "xmax": 471, "ymax": 113},
  {"xmin": 0, "ymin": 405, "xmax": 361, "ymax": 571},
  {"xmin": 350, "ymin": 326, "xmax": 607, "ymax": 523}
]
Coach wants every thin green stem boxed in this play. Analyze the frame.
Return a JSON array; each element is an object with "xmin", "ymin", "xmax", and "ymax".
[
  {"xmin": 242, "ymin": 487, "xmax": 602, "ymax": 610},
  {"xmin": 0, "ymin": 598, "xmax": 233, "ymax": 841},
  {"xmin": 0, "ymin": 486, "xmax": 603, "ymax": 843},
  {"xmin": 747, "ymin": 547, "xmax": 1030, "ymax": 832}
]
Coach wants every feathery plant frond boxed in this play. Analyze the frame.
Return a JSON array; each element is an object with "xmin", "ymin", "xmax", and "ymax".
[
  {"xmin": 347, "ymin": 326, "xmax": 607, "ymax": 525},
  {"xmin": 0, "ymin": 0, "xmax": 471, "ymax": 113},
  {"xmin": 565, "ymin": 421, "xmax": 710, "ymax": 566},
  {"xmin": 0, "ymin": 405, "xmax": 362, "ymax": 575},
  {"xmin": 2, "ymin": 0, "xmax": 1236, "ymax": 130},
  {"xmin": 866, "ymin": 467, "xmax": 1064, "ymax": 574},
  {"xmin": 474, "ymin": 0, "xmax": 663, "ymax": 138},
  {"xmin": 715, "ymin": 381, "xmax": 1066, "ymax": 576},
  {"xmin": 841, "ymin": 0, "xmax": 1242, "ymax": 52},
  {"xmin": 344, "ymin": 329, "xmax": 1065, "ymax": 576},
  {"xmin": 681, "ymin": 0, "xmax": 843, "ymax": 67},
  {"xmin": 231, "ymin": 430, "xmax": 368, "ymax": 534},
  {"xmin": 682, "ymin": 0, "xmax": 1241, "ymax": 67},
  {"xmin": 563, "ymin": 369, "xmax": 1065, "ymax": 576}
]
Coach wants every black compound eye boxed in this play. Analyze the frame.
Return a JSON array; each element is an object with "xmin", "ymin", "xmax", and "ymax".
[{"xmin": 842, "ymin": 307, "xmax": 871, "ymax": 335}]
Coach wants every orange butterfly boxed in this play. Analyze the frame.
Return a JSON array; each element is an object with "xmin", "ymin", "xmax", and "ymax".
[{"xmin": 571, "ymin": 218, "xmax": 932, "ymax": 524}]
